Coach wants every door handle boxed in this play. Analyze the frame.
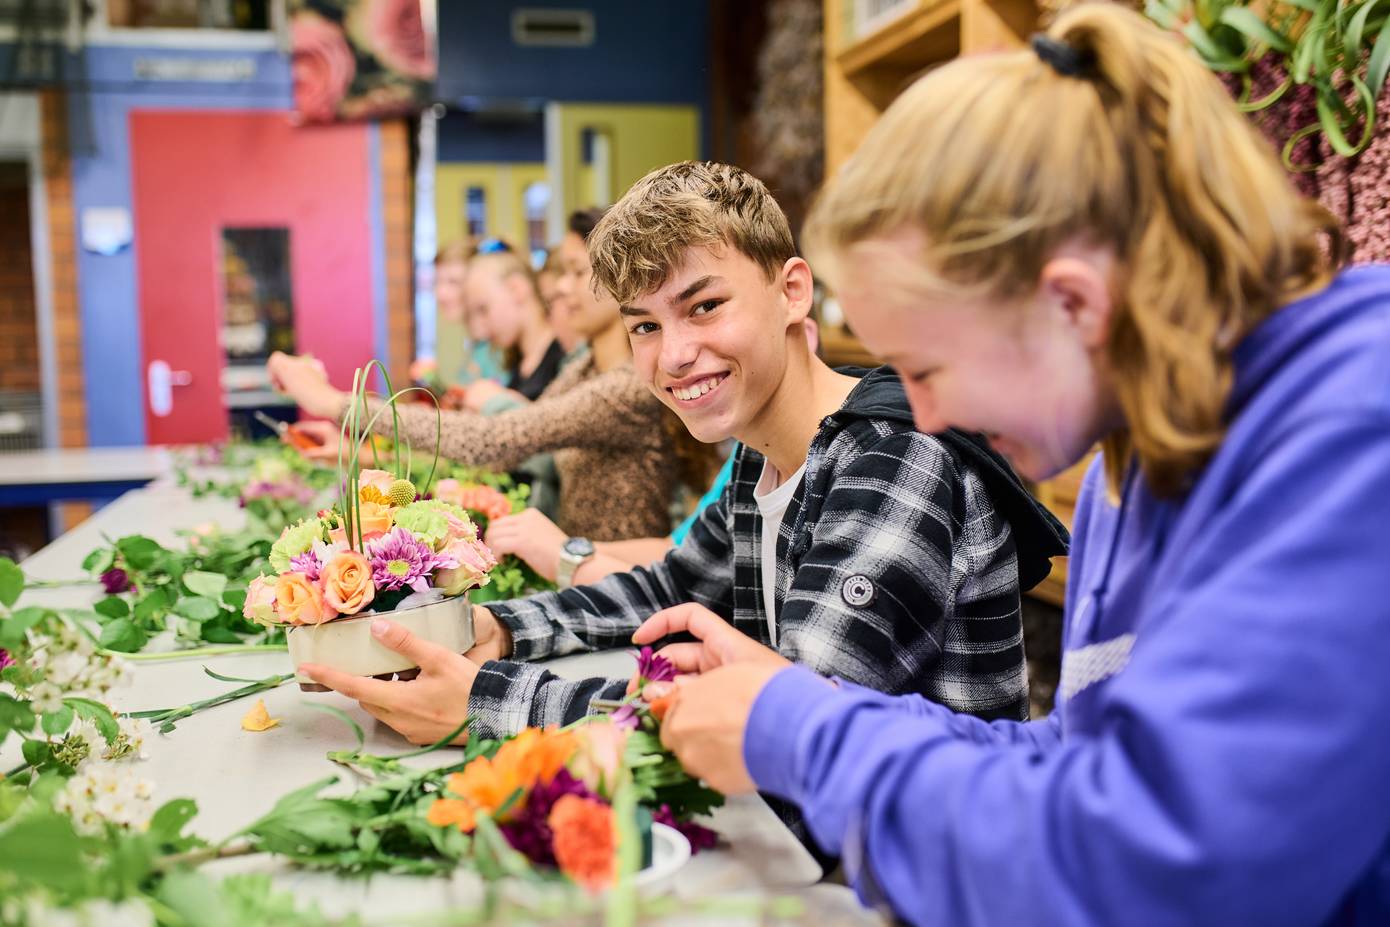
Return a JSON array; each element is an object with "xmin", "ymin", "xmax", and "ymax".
[{"xmin": 148, "ymin": 360, "xmax": 193, "ymax": 417}]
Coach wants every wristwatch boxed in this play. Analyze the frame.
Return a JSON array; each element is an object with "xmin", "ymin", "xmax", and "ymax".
[{"xmin": 556, "ymin": 537, "xmax": 595, "ymax": 589}]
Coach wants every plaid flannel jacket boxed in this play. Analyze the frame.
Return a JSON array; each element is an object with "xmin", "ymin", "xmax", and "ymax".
[{"xmin": 469, "ymin": 368, "xmax": 1061, "ymax": 740}]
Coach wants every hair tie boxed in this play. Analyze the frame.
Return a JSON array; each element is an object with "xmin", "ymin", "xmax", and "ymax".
[{"xmin": 1031, "ymin": 34, "xmax": 1095, "ymax": 78}]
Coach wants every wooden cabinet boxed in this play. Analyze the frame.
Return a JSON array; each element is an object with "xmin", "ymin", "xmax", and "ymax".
[{"xmin": 821, "ymin": 0, "xmax": 1085, "ymax": 605}]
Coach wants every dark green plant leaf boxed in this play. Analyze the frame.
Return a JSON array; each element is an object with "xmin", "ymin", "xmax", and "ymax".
[
  {"xmin": 132, "ymin": 589, "xmax": 168, "ymax": 625},
  {"xmin": 0, "ymin": 558, "xmax": 23, "ymax": 608},
  {"xmin": 149, "ymin": 797, "xmax": 201, "ymax": 846},
  {"xmin": 1369, "ymin": 12, "xmax": 1390, "ymax": 93},
  {"xmin": 116, "ymin": 536, "xmax": 164, "ymax": 571},
  {"xmin": 0, "ymin": 694, "xmax": 36, "ymax": 735},
  {"xmin": 1220, "ymin": 6, "xmax": 1293, "ymax": 52},
  {"xmin": 94, "ymin": 596, "xmax": 131, "ymax": 620},
  {"xmin": 21, "ymin": 738, "xmax": 49, "ymax": 769},
  {"xmin": 99, "ymin": 617, "xmax": 150, "ymax": 653},
  {"xmin": 200, "ymin": 625, "xmax": 244, "ymax": 644}
]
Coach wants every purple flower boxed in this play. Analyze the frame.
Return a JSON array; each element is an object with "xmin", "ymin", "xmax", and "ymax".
[
  {"xmin": 653, "ymin": 804, "xmax": 718, "ymax": 854},
  {"xmin": 636, "ymin": 646, "xmax": 676, "ymax": 685},
  {"xmin": 100, "ymin": 568, "xmax": 131, "ymax": 595},
  {"xmin": 610, "ymin": 703, "xmax": 639, "ymax": 730},
  {"xmin": 498, "ymin": 768, "xmax": 599, "ymax": 866},
  {"xmin": 367, "ymin": 527, "xmax": 452, "ymax": 593},
  {"xmin": 288, "ymin": 548, "xmax": 324, "ymax": 582},
  {"xmin": 0, "ymin": 649, "xmax": 13, "ymax": 671}
]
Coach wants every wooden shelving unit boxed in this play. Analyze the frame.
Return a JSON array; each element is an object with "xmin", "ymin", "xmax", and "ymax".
[{"xmin": 820, "ymin": 0, "xmax": 1082, "ymax": 606}]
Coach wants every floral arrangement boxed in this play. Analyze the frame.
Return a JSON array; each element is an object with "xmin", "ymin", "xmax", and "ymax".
[
  {"xmin": 244, "ymin": 467, "xmax": 497, "ymax": 626},
  {"xmin": 426, "ymin": 648, "xmax": 720, "ymax": 890}
]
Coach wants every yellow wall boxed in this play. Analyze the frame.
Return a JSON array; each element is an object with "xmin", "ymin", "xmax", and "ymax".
[
  {"xmin": 433, "ymin": 162, "xmax": 546, "ymax": 380},
  {"xmin": 549, "ymin": 103, "xmax": 699, "ymax": 219}
]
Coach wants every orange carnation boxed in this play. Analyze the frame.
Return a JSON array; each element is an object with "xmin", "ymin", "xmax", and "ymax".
[
  {"xmin": 427, "ymin": 727, "xmax": 579, "ymax": 831},
  {"xmin": 548, "ymin": 794, "xmax": 616, "ymax": 890}
]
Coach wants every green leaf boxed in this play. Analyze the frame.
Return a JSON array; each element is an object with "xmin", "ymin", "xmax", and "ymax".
[
  {"xmin": 81, "ymin": 547, "xmax": 114, "ymax": 575},
  {"xmin": 149, "ymin": 798, "xmax": 200, "ymax": 844},
  {"xmin": 0, "ymin": 605, "xmax": 49, "ymax": 648},
  {"xmin": 0, "ymin": 558, "xmax": 23, "ymax": 608},
  {"xmin": 0, "ymin": 694, "xmax": 36, "ymax": 735},
  {"xmin": 222, "ymin": 588, "xmax": 248, "ymax": 611},
  {"xmin": 183, "ymin": 571, "xmax": 228, "ymax": 600},
  {"xmin": 200, "ymin": 626, "xmax": 243, "ymax": 644},
  {"xmin": 41, "ymin": 706, "xmax": 74, "ymax": 736},
  {"xmin": 1218, "ymin": 6, "xmax": 1293, "ymax": 52},
  {"xmin": 0, "ymin": 813, "xmax": 85, "ymax": 891},
  {"xmin": 21, "ymin": 738, "xmax": 50, "ymax": 768},
  {"xmin": 134, "ymin": 587, "xmax": 170, "ymax": 623},
  {"xmin": 116, "ymin": 536, "xmax": 164, "ymax": 571},
  {"xmin": 94, "ymin": 595, "xmax": 131, "ymax": 620},
  {"xmin": 1369, "ymin": 13, "xmax": 1390, "ymax": 94},
  {"xmin": 1182, "ymin": 18, "xmax": 1248, "ymax": 71},
  {"xmin": 99, "ymin": 618, "xmax": 149, "ymax": 653},
  {"xmin": 173, "ymin": 596, "xmax": 221, "ymax": 622},
  {"xmin": 66, "ymin": 697, "xmax": 120, "ymax": 743},
  {"xmin": 1344, "ymin": 0, "xmax": 1388, "ymax": 61}
]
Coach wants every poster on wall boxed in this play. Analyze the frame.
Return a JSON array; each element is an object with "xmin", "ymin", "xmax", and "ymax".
[{"xmin": 290, "ymin": 0, "xmax": 435, "ymax": 124}]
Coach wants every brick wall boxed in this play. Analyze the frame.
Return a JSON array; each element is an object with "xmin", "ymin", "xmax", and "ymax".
[
  {"xmin": 0, "ymin": 166, "xmax": 40, "ymax": 393},
  {"xmin": 40, "ymin": 91, "xmax": 91, "ymax": 530}
]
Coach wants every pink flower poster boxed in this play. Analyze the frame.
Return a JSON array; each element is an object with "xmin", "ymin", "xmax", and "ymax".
[{"xmin": 291, "ymin": 0, "xmax": 435, "ymax": 124}]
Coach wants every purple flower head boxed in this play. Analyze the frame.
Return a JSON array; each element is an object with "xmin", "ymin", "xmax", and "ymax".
[
  {"xmin": 0, "ymin": 649, "xmax": 13, "ymax": 671},
  {"xmin": 100, "ymin": 568, "xmax": 132, "ymax": 595},
  {"xmin": 636, "ymin": 646, "xmax": 676, "ymax": 685},
  {"xmin": 653, "ymin": 804, "xmax": 718, "ymax": 854},
  {"xmin": 367, "ymin": 527, "xmax": 454, "ymax": 594},
  {"xmin": 610, "ymin": 703, "xmax": 639, "ymax": 730},
  {"xmin": 498, "ymin": 768, "xmax": 599, "ymax": 866},
  {"xmin": 288, "ymin": 548, "xmax": 324, "ymax": 582}
]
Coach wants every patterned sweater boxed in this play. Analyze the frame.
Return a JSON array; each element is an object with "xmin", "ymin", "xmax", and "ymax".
[
  {"xmin": 470, "ymin": 367, "xmax": 1069, "ymax": 739},
  {"xmin": 360, "ymin": 355, "xmax": 673, "ymax": 541}
]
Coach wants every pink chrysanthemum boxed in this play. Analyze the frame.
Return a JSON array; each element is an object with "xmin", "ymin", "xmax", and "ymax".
[{"xmin": 366, "ymin": 527, "xmax": 455, "ymax": 593}]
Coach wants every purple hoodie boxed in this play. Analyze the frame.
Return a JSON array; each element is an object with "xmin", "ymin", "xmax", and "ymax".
[{"xmin": 745, "ymin": 266, "xmax": 1390, "ymax": 926}]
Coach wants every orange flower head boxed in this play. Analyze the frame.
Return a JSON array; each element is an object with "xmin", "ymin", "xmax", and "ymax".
[
  {"xmin": 548, "ymin": 794, "xmax": 616, "ymax": 890},
  {"xmin": 431, "ymin": 727, "xmax": 579, "ymax": 827},
  {"xmin": 358, "ymin": 484, "xmax": 390, "ymax": 505},
  {"xmin": 425, "ymin": 797, "xmax": 476, "ymax": 832}
]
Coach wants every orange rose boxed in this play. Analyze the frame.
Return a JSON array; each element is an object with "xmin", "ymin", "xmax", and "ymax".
[
  {"xmin": 329, "ymin": 500, "xmax": 394, "ymax": 547},
  {"xmin": 273, "ymin": 572, "xmax": 338, "ymax": 626},
  {"xmin": 358, "ymin": 468, "xmax": 396, "ymax": 494},
  {"xmin": 320, "ymin": 550, "xmax": 375, "ymax": 615}
]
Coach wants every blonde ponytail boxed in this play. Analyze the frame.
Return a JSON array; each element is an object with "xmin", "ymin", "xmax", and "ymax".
[{"xmin": 806, "ymin": 2, "xmax": 1343, "ymax": 497}]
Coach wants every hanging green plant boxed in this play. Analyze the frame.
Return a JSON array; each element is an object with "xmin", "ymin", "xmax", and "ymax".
[{"xmin": 1146, "ymin": 0, "xmax": 1390, "ymax": 165}]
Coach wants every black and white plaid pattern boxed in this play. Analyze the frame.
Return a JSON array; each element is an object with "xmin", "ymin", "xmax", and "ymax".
[{"xmin": 469, "ymin": 369, "xmax": 1032, "ymax": 740}]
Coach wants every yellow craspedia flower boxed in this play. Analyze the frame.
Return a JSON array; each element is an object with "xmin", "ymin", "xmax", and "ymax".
[{"xmin": 388, "ymin": 479, "xmax": 417, "ymax": 507}]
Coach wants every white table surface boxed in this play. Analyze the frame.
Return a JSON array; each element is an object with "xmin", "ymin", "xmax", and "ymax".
[
  {"xmin": 13, "ymin": 475, "xmax": 887, "ymax": 925},
  {"xmin": 0, "ymin": 446, "xmax": 176, "ymax": 487}
]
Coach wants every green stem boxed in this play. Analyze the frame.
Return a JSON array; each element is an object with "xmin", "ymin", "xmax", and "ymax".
[
  {"xmin": 111, "ymin": 644, "xmax": 288, "ymax": 663},
  {"xmin": 155, "ymin": 840, "xmax": 261, "ymax": 871},
  {"xmin": 125, "ymin": 673, "xmax": 293, "ymax": 729},
  {"xmin": 23, "ymin": 578, "xmax": 96, "ymax": 588}
]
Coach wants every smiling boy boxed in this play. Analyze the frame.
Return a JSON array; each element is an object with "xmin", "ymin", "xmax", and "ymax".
[{"xmin": 300, "ymin": 162, "xmax": 1067, "ymax": 793}]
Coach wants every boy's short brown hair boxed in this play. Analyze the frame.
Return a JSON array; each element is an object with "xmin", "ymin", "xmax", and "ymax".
[{"xmin": 588, "ymin": 161, "xmax": 796, "ymax": 305}]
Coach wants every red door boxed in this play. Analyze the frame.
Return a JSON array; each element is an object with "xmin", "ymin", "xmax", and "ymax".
[{"xmin": 131, "ymin": 111, "xmax": 376, "ymax": 444}]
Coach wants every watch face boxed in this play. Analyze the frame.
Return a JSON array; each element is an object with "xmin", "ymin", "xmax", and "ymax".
[{"xmin": 563, "ymin": 537, "xmax": 595, "ymax": 558}]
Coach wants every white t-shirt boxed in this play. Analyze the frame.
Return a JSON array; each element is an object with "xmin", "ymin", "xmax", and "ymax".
[{"xmin": 753, "ymin": 457, "xmax": 808, "ymax": 647}]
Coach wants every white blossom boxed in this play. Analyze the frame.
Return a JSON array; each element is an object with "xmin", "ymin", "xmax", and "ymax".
[
  {"xmin": 53, "ymin": 762, "xmax": 155, "ymax": 836},
  {"xmin": 30, "ymin": 681, "xmax": 63, "ymax": 715}
]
